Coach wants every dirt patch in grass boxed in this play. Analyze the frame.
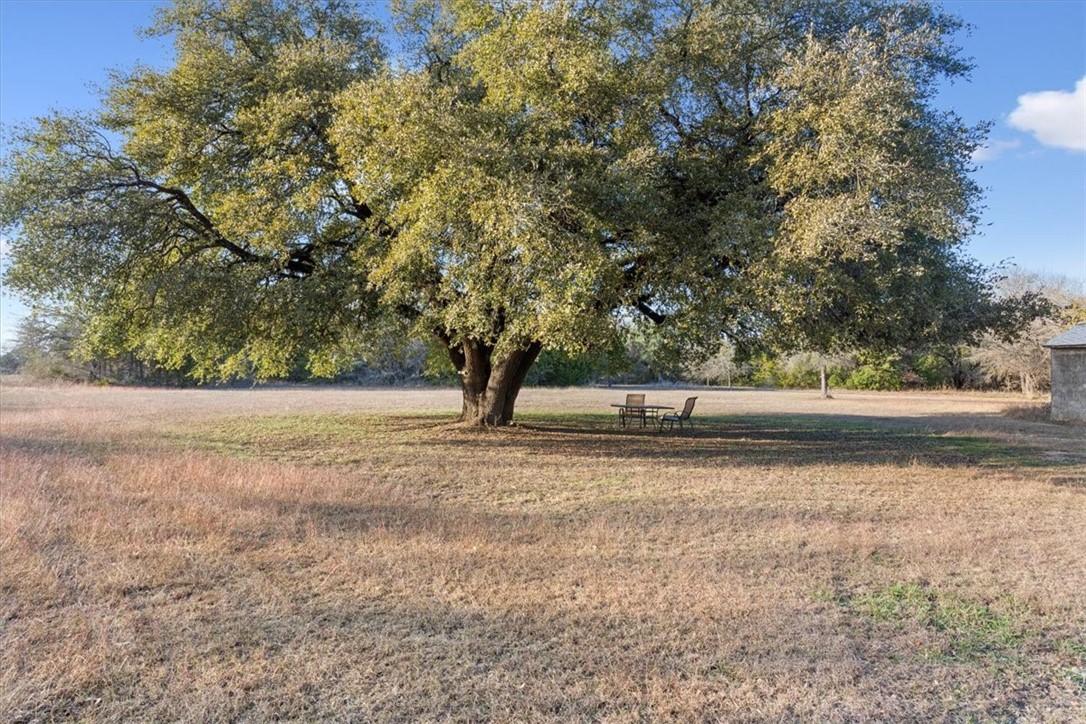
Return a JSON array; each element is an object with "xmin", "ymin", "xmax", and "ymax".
[{"xmin": 2, "ymin": 384, "xmax": 1083, "ymax": 721}]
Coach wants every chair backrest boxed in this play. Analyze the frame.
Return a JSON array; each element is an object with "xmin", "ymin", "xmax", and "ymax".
[
  {"xmin": 678, "ymin": 396, "xmax": 697, "ymax": 419},
  {"xmin": 626, "ymin": 393, "xmax": 645, "ymax": 407}
]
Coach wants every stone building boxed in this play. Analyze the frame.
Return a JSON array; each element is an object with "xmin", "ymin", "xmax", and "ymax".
[{"xmin": 1045, "ymin": 324, "xmax": 1086, "ymax": 422}]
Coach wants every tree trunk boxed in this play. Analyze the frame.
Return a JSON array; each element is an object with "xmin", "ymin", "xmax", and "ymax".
[
  {"xmin": 820, "ymin": 363, "xmax": 830, "ymax": 399},
  {"xmin": 448, "ymin": 338, "xmax": 543, "ymax": 425},
  {"xmin": 1022, "ymin": 371, "xmax": 1035, "ymax": 399},
  {"xmin": 949, "ymin": 355, "xmax": 968, "ymax": 389}
]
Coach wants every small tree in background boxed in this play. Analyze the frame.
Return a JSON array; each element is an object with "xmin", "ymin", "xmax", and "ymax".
[
  {"xmin": 684, "ymin": 341, "xmax": 742, "ymax": 387},
  {"xmin": 762, "ymin": 241, "xmax": 1047, "ymax": 396}
]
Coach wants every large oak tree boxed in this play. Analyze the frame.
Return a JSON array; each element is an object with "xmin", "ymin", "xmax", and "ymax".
[{"xmin": 3, "ymin": 0, "xmax": 994, "ymax": 424}]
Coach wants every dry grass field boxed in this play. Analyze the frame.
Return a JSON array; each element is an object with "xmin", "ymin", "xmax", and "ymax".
[{"xmin": 1, "ymin": 381, "xmax": 1084, "ymax": 722}]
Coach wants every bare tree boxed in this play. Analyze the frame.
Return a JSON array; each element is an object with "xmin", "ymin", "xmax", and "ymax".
[
  {"xmin": 971, "ymin": 270, "xmax": 1085, "ymax": 397},
  {"xmin": 685, "ymin": 342, "xmax": 743, "ymax": 387}
]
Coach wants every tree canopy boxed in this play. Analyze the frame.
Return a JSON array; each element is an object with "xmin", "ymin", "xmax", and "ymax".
[{"xmin": 1, "ymin": 0, "xmax": 1013, "ymax": 423}]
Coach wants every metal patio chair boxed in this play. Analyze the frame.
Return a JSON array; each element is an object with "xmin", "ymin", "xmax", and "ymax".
[
  {"xmin": 619, "ymin": 393, "xmax": 646, "ymax": 428},
  {"xmin": 659, "ymin": 396, "xmax": 697, "ymax": 432}
]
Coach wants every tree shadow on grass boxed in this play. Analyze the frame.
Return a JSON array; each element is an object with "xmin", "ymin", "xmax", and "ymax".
[
  {"xmin": 412, "ymin": 413, "xmax": 1085, "ymax": 474},
  {"xmin": 171, "ymin": 409, "xmax": 1084, "ymax": 478}
]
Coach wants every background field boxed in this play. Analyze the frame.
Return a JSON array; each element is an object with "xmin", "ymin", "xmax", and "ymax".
[{"xmin": 2, "ymin": 383, "xmax": 1083, "ymax": 722}]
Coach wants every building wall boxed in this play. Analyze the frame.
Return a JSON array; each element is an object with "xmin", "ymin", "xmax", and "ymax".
[{"xmin": 1050, "ymin": 349, "xmax": 1086, "ymax": 422}]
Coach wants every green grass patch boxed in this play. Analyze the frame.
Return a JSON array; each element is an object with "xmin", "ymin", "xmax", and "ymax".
[{"xmin": 852, "ymin": 583, "xmax": 1025, "ymax": 663}]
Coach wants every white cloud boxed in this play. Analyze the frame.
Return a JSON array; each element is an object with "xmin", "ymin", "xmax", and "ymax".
[
  {"xmin": 971, "ymin": 139, "xmax": 1020, "ymax": 162},
  {"xmin": 1008, "ymin": 77, "xmax": 1086, "ymax": 151}
]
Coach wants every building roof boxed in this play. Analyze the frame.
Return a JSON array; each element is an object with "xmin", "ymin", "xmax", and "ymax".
[{"xmin": 1045, "ymin": 324, "xmax": 1086, "ymax": 348}]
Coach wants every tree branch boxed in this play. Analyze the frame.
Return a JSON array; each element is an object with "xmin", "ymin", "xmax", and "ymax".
[{"xmin": 636, "ymin": 298, "xmax": 667, "ymax": 324}]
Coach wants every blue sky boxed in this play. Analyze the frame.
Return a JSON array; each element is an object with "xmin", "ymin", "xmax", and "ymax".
[{"xmin": 1, "ymin": 0, "xmax": 1084, "ymax": 347}]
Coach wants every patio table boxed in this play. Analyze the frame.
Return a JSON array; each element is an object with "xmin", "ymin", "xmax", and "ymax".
[{"xmin": 610, "ymin": 404, "xmax": 674, "ymax": 429}]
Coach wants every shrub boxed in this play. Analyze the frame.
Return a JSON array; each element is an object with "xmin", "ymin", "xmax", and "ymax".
[
  {"xmin": 912, "ymin": 352, "xmax": 952, "ymax": 387},
  {"xmin": 844, "ymin": 355, "xmax": 904, "ymax": 390},
  {"xmin": 746, "ymin": 355, "xmax": 783, "ymax": 387}
]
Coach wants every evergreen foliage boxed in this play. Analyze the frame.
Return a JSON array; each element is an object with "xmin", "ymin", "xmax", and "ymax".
[{"xmin": 1, "ymin": 0, "xmax": 1034, "ymax": 421}]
